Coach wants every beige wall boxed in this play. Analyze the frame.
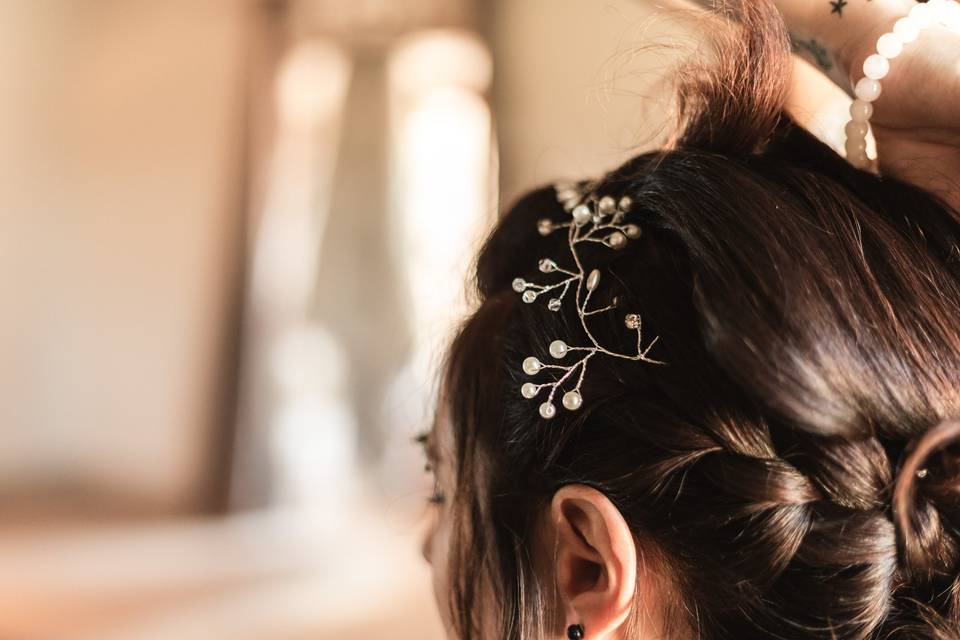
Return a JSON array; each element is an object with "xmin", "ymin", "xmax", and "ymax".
[
  {"xmin": 492, "ymin": 0, "xmax": 692, "ymax": 205},
  {"xmin": 0, "ymin": 0, "xmax": 248, "ymax": 515}
]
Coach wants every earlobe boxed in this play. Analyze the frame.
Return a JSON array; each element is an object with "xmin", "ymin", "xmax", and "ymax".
[{"xmin": 550, "ymin": 484, "xmax": 638, "ymax": 638}]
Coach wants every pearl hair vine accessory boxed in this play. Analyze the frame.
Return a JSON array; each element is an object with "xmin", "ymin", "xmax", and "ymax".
[
  {"xmin": 511, "ymin": 181, "xmax": 667, "ymax": 420},
  {"xmin": 845, "ymin": 0, "xmax": 960, "ymax": 170}
]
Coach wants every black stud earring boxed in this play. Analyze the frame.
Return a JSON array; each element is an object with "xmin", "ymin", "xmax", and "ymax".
[{"xmin": 567, "ymin": 623, "xmax": 585, "ymax": 639}]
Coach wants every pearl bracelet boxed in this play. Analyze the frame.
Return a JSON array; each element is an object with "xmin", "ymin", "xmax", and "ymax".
[{"xmin": 844, "ymin": 0, "xmax": 960, "ymax": 170}]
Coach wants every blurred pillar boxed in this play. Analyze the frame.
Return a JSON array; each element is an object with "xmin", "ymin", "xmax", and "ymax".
[
  {"xmin": 230, "ymin": 36, "xmax": 354, "ymax": 509},
  {"xmin": 314, "ymin": 51, "xmax": 410, "ymax": 470},
  {"xmin": 229, "ymin": 0, "xmax": 486, "ymax": 509}
]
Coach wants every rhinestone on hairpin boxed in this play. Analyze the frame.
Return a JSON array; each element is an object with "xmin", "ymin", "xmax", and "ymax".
[{"xmin": 513, "ymin": 181, "xmax": 666, "ymax": 419}]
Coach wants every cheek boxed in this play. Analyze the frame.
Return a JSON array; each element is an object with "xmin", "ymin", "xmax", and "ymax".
[
  {"xmin": 420, "ymin": 507, "xmax": 455, "ymax": 638},
  {"xmin": 424, "ymin": 508, "xmax": 456, "ymax": 634},
  {"xmin": 421, "ymin": 509, "xmax": 438, "ymax": 564},
  {"xmin": 424, "ymin": 505, "xmax": 503, "ymax": 640}
]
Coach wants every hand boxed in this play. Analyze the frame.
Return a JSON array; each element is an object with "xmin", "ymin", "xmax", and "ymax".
[
  {"xmin": 670, "ymin": 0, "xmax": 960, "ymax": 209},
  {"xmin": 836, "ymin": 18, "xmax": 960, "ymax": 209}
]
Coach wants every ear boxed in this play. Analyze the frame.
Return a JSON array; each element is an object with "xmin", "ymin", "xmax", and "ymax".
[{"xmin": 549, "ymin": 484, "xmax": 637, "ymax": 638}]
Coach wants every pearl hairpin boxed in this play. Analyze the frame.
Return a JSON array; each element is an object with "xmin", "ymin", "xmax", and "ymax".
[
  {"xmin": 513, "ymin": 182, "xmax": 666, "ymax": 420},
  {"xmin": 845, "ymin": 0, "xmax": 960, "ymax": 170}
]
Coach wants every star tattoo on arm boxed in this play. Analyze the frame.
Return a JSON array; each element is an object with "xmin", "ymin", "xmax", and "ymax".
[
  {"xmin": 830, "ymin": 0, "xmax": 848, "ymax": 16},
  {"xmin": 791, "ymin": 36, "xmax": 834, "ymax": 71}
]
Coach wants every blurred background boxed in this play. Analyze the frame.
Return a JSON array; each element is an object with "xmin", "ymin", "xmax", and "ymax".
[{"xmin": 0, "ymin": 1, "xmax": 851, "ymax": 638}]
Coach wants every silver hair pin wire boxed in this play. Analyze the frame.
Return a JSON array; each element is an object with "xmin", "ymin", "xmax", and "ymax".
[{"xmin": 512, "ymin": 181, "xmax": 667, "ymax": 419}]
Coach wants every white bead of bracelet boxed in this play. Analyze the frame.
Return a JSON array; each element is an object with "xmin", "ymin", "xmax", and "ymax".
[{"xmin": 844, "ymin": 0, "xmax": 960, "ymax": 170}]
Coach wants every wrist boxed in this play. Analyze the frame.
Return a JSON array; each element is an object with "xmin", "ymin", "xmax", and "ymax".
[
  {"xmin": 841, "ymin": 0, "xmax": 960, "ymax": 171},
  {"xmin": 827, "ymin": 0, "xmax": 917, "ymax": 87}
]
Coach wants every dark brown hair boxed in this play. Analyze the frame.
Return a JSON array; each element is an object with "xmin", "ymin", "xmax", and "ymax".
[{"xmin": 438, "ymin": 1, "xmax": 960, "ymax": 638}]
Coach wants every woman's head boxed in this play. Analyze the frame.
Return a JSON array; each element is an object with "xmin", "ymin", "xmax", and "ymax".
[{"xmin": 421, "ymin": 1, "xmax": 960, "ymax": 638}]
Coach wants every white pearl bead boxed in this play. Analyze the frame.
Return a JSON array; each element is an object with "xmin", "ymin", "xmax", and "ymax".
[
  {"xmin": 863, "ymin": 54, "xmax": 890, "ymax": 80},
  {"xmin": 848, "ymin": 149, "xmax": 870, "ymax": 169},
  {"xmin": 927, "ymin": 0, "xmax": 946, "ymax": 16},
  {"xmin": 623, "ymin": 224, "xmax": 642, "ymax": 239},
  {"xmin": 597, "ymin": 196, "xmax": 616, "ymax": 216},
  {"xmin": 893, "ymin": 16, "xmax": 920, "ymax": 43},
  {"xmin": 846, "ymin": 135, "xmax": 867, "ymax": 167},
  {"xmin": 522, "ymin": 290, "xmax": 538, "ymax": 303},
  {"xmin": 539, "ymin": 401, "xmax": 557, "ymax": 419},
  {"xmin": 944, "ymin": 3, "xmax": 960, "ymax": 30},
  {"xmin": 909, "ymin": 3, "xmax": 934, "ymax": 27},
  {"xmin": 522, "ymin": 356, "xmax": 542, "ymax": 375},
  {"xmin": 572, "ymin": 205, "xmax": 592, "ymax": 226},
  {"xmin": 845, "ymin": 136, "xmax": 867, "ymax": 157},
  {"xmin": 586, "ymin": 269, "xmax": 601, "ymax": 291},
  {"xmin": 845, "ymin": 120, "xmax": 868, "ymax": 138},
  {"xmin": 928, "ymin": 1, "xmax": 960, "ymax": 26},
  {"xmin": 618, "ymin": 196, "xmax": 633, "ymax": 211},
  {"xmin": 855, "ymin": 77, "xmax": 882, "ymax": 102},
  {"xmin": 606, "ymin": 231, "xmax": 628, "ymax": 249},
  {"xmin": 850, "ymin": 99, "xmax": 874, "ymax": 122},
  {"xmin": 521, "ymin": 382, "xmax": 539, "ymax": 399},
  {"xmin": 547, "ymin": 298, "xmax": 562, "ymax": 312},
  {"xmin": 624, "ymin": 313, "xmax": 641, "ymax": 330},
  {"xmin": 539, "ymin": 258, "xmax": 557, "ymax": 273},
  {"xmin": 512, "ymin": 278, "xmax": 526, "ymax": 293},
  {"xmin": 537, "ymin": 219, "xmax": 553, "ymax": 236},
  {"xmin": 877, "ymin": 33, "xmax": 904, "ymax": 58},
  {"xmin": 549, "ymin": 339, "xmax": 568, "ymax": 359},
  {"xmin": 562, "ymin": 390, "xmax": 583, "ymax": 411}
]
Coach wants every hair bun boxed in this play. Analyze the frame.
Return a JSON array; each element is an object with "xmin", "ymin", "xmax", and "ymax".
[
  {"xmin": 674, "ymin": 0, "xmax": 791, "ymax": 156},
  {"xmin": 892, "ymin": 418, "xmax": 960, "ymax": 583}
]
